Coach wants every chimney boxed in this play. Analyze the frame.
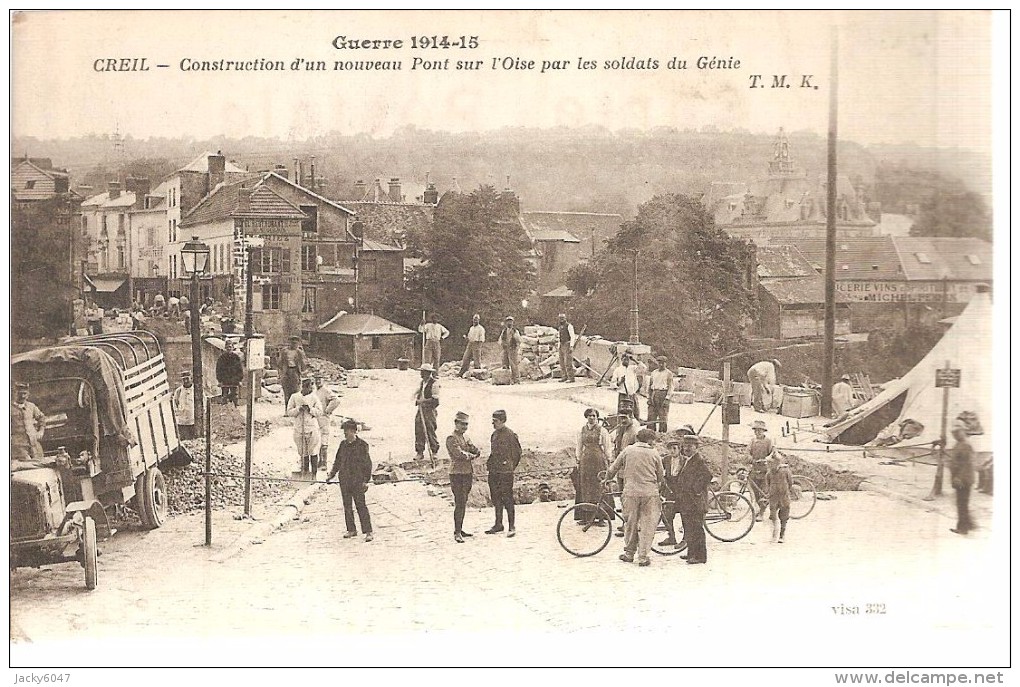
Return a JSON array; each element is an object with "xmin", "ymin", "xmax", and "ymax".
[
  {"xmin": 293, "ymin": 158, "xmax": 300, "ymax": 185},
  {"xmin": 388, "ymin": 177, "xmax": 402, "ymax": 202},
  {"xmin": 310, "ymin": 156, "xmax": 317, "ymax": 191},
  {"xmin": 108, "ymin": 181, "xmax": 121, "ymax": 199},
  {"xmin": 273, "ymin": 164, "xmax": 289, "ymax": 180},
  {"xmin": 238, "ymin": 186, "xmax": 252, "ymax": 213},
  {"xmin": 423, "ymin": 182, "xmax": 439, "ymax": 205},
  {"xmin": 500, "ymin": 176, "xmax": 519, "ymax": 214},
  {"xmin": 354, "ymin": 179, "xmax": 366, "ymax": 199},
  {"xmin": 208, "ymin": 151, "xmax": 226, "ymax": 192},
  {"xmin": 373, "ymin": 178, "xmax": 385, "ymax": 202},
  {"xmin": 125, "ymin": 176, "xmax": 151, "ymax": 208}
]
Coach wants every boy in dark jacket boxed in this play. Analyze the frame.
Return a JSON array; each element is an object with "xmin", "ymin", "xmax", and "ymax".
[{"xmin": 326, "ymin": 419, "xmax": 374, "ymax": 542}]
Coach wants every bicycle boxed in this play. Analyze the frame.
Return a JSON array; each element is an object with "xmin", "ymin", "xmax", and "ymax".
[
  {"xmin": 556, "ymin": 474, "xmax": 755, "ymax": 557},
  {"xmin": 727, "ymin": 461, "xmax": 817, "ymax": 520}
]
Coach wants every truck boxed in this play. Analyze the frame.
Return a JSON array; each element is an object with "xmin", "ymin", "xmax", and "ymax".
[{"xmin": 10, "ymin": 332, "xmax": 190, "ymax": 589}]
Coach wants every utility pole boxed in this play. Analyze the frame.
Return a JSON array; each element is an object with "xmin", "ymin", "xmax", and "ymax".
[
  {"xmin": 629, "ymin": 249, "xmax": 640, "ymax": 344},
  {"xmin": 242, "ymin": 236, "xmax": 264, "ymax": 518},
  {"xmin": 721, "ymin": 362, "xmax": 731, "ymax": 481},
  {"xmin": 822, "ymin": 26, "xmax": 839, "ymax": 417}
]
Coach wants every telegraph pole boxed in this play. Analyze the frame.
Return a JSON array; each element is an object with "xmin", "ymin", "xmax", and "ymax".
[{"xmin": 822, "ymin": 26, "xmax": 839, "ymax": 417}]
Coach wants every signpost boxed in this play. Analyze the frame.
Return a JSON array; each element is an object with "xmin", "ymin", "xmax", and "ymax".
[{"xmin": 926, "ymin": 361, "xmax": 960, "ymax": 500}]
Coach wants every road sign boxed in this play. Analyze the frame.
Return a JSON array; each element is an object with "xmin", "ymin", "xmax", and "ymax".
[{"xmin": 935, "ymin": 368, "xmax": 961, "ymax": 388}]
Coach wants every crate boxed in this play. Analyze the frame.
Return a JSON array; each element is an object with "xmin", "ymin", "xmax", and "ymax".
[
  {"xmin": 781, "ymin": 390, "xmax": 819, "ymax": 418},
  {"xmin": 669, "ymin": 391, "xmax": 695, "ymax": 404}
]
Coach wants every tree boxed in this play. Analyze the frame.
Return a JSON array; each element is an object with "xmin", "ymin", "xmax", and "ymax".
[
  {"xmin": 379, "ymin": 185, "xmax": 535, "ymax": 356},
  {"xmin": 566, "ymin": 194, "xmax": 756, "ymax": 368},
  {"xmin": 911, "ymin": 189, "xmax": 992, "ymax": 241}
]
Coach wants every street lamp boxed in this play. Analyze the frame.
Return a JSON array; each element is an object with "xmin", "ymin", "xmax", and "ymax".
[{"xmin": 181, "ymin": 236, "xmax": 210, "ymax": 437}]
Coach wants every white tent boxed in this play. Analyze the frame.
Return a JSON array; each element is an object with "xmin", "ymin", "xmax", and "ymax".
[{"xmin": 823, "ymin": 291, "xmax": 993, "ymax": 453}]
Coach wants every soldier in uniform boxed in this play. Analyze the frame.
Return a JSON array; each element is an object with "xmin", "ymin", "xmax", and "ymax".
[
  {"xmin": 486, "ymin": 410, "xmax": 522, "ymax": 537},
  {"xmin": 11, "ymin": 382, "xmax": 46, "ymax": 464}
]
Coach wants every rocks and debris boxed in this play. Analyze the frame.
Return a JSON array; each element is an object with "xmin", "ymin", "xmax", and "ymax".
[
  {"xmin": 164, "ymin": 440, "xmax": 286, "ymax": 515},
  {"xmin": 208, "ymin": 402, "xmax": 271, "ymax": 444},
  {"xmin": 372, "ymin": 462, "xmax": 410, "ymax": 484}
]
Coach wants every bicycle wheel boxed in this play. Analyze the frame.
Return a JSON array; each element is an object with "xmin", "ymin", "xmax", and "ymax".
[
  {"xmin": 789, "ymin": 476, "xmax": 817, "ymax": 519},
  {"xmin": 652, "ymin": 507, "xmax": 686, "ymax": 556},
  {"xmin": 705, "ymin": 491, "xmax": 755, "ymax": 542},
  {"xmin": 557, "ymin": 503, "xmax": 613, "ymax": 557}
]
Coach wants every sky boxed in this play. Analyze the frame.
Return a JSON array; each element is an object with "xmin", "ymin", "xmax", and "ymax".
[{"xmin": 10, "ymin": 10, "xmax": 996, "ymax": 153}]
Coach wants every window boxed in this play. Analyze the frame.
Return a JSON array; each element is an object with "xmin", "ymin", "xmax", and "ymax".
[
  {"xmin": 254, "ymin": 247, "xmax": 291, "ymax": 274},
  {"xmin": 116, "ymin": 228, "xmax": 127, "ymax": 270},
  {"xmin": 25, "ymin": 180, "xmax": 35, "ymax": 190},
  {"xmin": 300, "ymin": 205, "xmax": 318, "ymax": 234},
  {"xmin": 871, "ymin": 264, "xmax": 879, "ymax": 271},
  {"xmin": 262, "ymin": 284, "xmax": 282, "ymax": 310},
  {"xmin": 82, "ymin": 216, "xmax": 88, "ymax": 232},
  {"xmin": 168, "ymin": 220, "xmax": 173, "ymax": 243},
  {"xmin": 301, "ymin": 287, "xmax": 316, "ymax": 313},
  {"xmin": 371, "ymin": 336, "xmax": 381, "ymax": 350},
  {"xmin": 102, "ymin": 215, "xmax": 108, "ymax": 233},
  {"xmin": 171, "ymin": 254, "xmax": 177, "ymax": 280},
  {"xmin": 172, "ymin": 219, "xmax": 178, "ymax": 243},
  {"xmin": 966, "ymin": 254, "xmax": 981, "ymax": 266},
  {"xmin": 914, "ymin": 252, "xmax": 932, "ymax": 264},
  {"xmin": 301, "ymin": 245, "xmax": 317, "ymax": 272},
  {"xmin": 146, "ymin": 226, "xmax": 156, "ymax": 246},
  {"xmin": 360, "ymin": 257, "xmax": 378, "ymax": 282}
]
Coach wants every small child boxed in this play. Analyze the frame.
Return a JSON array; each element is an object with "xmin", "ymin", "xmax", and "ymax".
[{"xmin": 765, "ymin": 453, "xmax": 794, "ymax": 543}]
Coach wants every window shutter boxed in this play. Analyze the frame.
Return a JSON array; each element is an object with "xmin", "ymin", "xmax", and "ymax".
[
  {"xmin": 251, "ymin": 248, "xmax": 263, "ymax": 274},
  {"xmin": 252, "ymin": 288, "xmax": 263, "ymax": 312}
]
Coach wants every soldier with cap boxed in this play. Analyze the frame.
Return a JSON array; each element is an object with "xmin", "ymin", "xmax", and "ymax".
[
  {"xmin": 413, "ymin": 363, "xmax": 441, "ymax": 461},
  {"xmin": 498, "ymin": 316, "xmax": 522, "ymax": 384},
  {"xmin": 325, "ymin": 418, "xmax": 374, "ymax": 542},
  {"xmin": 446, "ymin": 411, "xmax": 481, "ymax": 542},
  {"xmin": 486, "ymin": 409, "xmax": 522, "ymax": 537},
  {"xmin": 11, "ymin": 382, "xmax": 46, "ymax": 463},
  {"xmin": 216, "ymin": 339, "xmax": 244, "ymax": 406},
  {"xmin": 278, "ymin": 335, "xmax": 306, "ymax": 416},
  {"xmin": 287, "ymin": 376, "xmax": 323, "ymax": 478},
  {"xmin": 172, "ymin": 371, "xmax": 197, "ymax": 439},
  {"xmin": 647, "ymin": 356, "xmax": 675, "ymax": 432},
  {"xmin": 747, "ymin": 358, "xmax": 782, "ymax": 413},
  {"xmin": 675, "ymin": 431, "xmax": 713, "ymax": 565}
]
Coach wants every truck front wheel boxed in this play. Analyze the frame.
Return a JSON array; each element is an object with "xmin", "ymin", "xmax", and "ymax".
[{"xmin": 83, "ymin": 516, "xmax": 98, "ymax": 590}]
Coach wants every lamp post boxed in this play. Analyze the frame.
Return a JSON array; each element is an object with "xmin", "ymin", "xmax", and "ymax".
[
  {"xmin": 629, "ymin": 249, "xmax": 640, "ymax": 344},
  {"xmin": 181, "ymin": 236, "xmax": 210, "ymax": 436}
]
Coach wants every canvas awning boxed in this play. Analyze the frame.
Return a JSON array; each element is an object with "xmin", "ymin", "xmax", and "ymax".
[{"xmin": 90, "ymin": 278, "xmax": 127, "ymax": 293}]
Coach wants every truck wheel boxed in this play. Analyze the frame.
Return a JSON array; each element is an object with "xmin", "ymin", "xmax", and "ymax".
[
  {"xmin": 137, "ymin": 467, "xmax": 168, "ymax": 529},
  {"xmin": 83, "ymin": 517, "xmax": 98, "ymax": 590}
]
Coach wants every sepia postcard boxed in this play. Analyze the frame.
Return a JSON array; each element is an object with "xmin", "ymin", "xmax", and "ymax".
[{"xmin": 6, "ymin": 9, "xmax": 1010, "ymax": 679}]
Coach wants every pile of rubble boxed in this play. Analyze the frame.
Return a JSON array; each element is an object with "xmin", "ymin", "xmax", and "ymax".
[
  {"xmin": 261, "ymin": 356, "xmax": 350, "ymax": 397},
  {"xmin": 208, "ymin": 403, "xmax": 271, "ymax": 444},
  {"xmin": 163, "ymin": 440, "xmax": 286, "ymax": 515}
]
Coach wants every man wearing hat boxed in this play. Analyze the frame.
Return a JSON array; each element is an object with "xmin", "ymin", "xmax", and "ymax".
[
  {"xmin": 446, "ymin": 411, "xmax": 481, "ymax": 542},
  {"xmin": 607, "ymin": 428, "xmax": 665, "ymax": 566},
  {"xmin": 647, "ymin": 356, "xmax": 675, "ymax": 432},
  {"xmin": 676, "ymin": 431, "xmax": 712, "ymax": 564},
  {"xmin": 658, "ymin": 425, "xmax": 696, "ymax": 548},
  {"xmin": 413, "ymin": 363, "xmax": 441, "ymax": 461},
  {"xmin": 832, "ymin": 374, "xmax": 857, "ymax": 419},
  {"xmin": 556, "ymin": 313, "xmax": 577, "ymax": 383},
  {"xmin": 418, "ymin": 312, "xmax": 450, "ymax": 370},
  {"xmin": 747, "ymin": 358, "xmax": 781, "ymax": 413},
  {"xmin": 486, "ymin": 410, "xmax": 522, "ymax": 536},
  {"xmin": 748, "ymin": 419, "xmax": 774, "ymax": 521},
  {"xmin": 277, "ymin": 336, "xmax": 306, "ymax": 417},
  {"xmin": 287, "ymin": 377, "xmax": 323, "ymax": 477},
  {"xmin": 497, "ymin": 316, "xmax": 522, "ymax": 384},
  {"xmin": 315, "ymin": 376, "xmax": 342, "ymax": 469},
  {"xmin": 11, "ymin": 382, "xmax": 46, "ymax": 463},
  {"xmin": 325, "ymin": 418, "xmax": 374, "ymax": 542},
  {"xmin": 172, "ymin": 372, "xmax": 197, "ymax": 439}
]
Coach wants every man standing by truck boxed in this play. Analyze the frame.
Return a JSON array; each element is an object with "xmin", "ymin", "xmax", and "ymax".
[
  {"xmin": 171, "ymin": 372, "xmax": 197, "ymax": 440},
  {"xmin": 11, "ymin": 382, "xmax": 45, "ymax": 463}
]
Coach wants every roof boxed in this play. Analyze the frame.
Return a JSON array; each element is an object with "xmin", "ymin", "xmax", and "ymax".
[
  {"xmin": 345, "ymin": 201, "xmax": 435, "ymax": 245},
  {"xmin": 891, "ymin": 237, "xmax": 993, "ymax": 282},
  {"xmin": 755, "ymin": 245, "xmax": 817, "ymax": 278},
  {"xmin": 520, "ymin": 211, "xmax": 621, "ymax": 244},
  {"xmin": 263, "ymin": 172, "xmax": 356, "ymax": 216},
  {"xmin": 316, "ymin": 313, "xmax": 416, "ymax": 336},
  {"xmin": 181, "ymin": 179, "xmax": 306, "ymax": 227},
  {"xmin": 12, "ymin": 158, "xmax": 68, "ymax": 180},
  {"xmin": 178, "ymin": 151, "xmax": 247, "ymax": 174},
  {"xmin": 542, "ymin": 285, "xmax": 575, "ymax": 298},
  {"xmin": 89, "ymin": 278, "xmax": 128, "ymax": 293},
  {"xmin": 82, "ymin": 191, "xmax": 138, "ymax": 209},
  {"xmin": 360, "ymin": 237, "xmax": 404, "ymax": 252},
  {"xmin": 759, "ymin": 276, "xmax": 849, "ymax": 305},
  {"xmin": 792, "ymin": 237, "xmax": 903, "ymax": 280}
]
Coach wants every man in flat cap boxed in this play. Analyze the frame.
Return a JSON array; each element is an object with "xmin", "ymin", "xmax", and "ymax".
[
  {"xmin": 446, "ymin": 411, "xmax": 481, "ymax": 542},
  {"xmin": 413, "ymin": 363, "xmax": 441, "ymax": 461},
  {"xmin": 556, "ymin": 313, "xmax": 577, "ymax": 383},
  {"xmin": 498, "ymin": 316, "xmax": 522, "ymax": 384},
  {"xmin": 486, "ymin": 409, "xmax": 522, "ymax": 536},
  {"xmin": 326, "ymin": 418, "xmax": 374, "ymax": 542},
  {"xmin": 11, "ymin": 382, "xmax": 46, "ymax": 463},
  {"xmin": 647, "ymin": 355, "xmax": 675, "ymax": 432}
]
